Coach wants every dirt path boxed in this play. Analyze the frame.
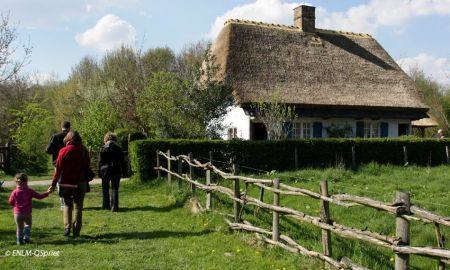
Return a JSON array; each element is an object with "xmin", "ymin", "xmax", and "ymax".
[{"xmin": 1, "ymin": 178, "xmax": 129, "ymax": 188}]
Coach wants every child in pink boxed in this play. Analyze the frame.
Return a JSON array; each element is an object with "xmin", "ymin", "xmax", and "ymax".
[{"xmin": 8, "ymin": 173, "xmax": 50, "ymax": 245}]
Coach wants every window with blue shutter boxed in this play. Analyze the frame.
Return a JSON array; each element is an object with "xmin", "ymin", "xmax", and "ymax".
[
  {"xmin": 283, "ymin": 122, "xmax": 293, "ymax": 138},
  {"xmin": 313, "ymin": 122, "xmax": 322, "ymax": 138},
  {"xmin": 380, "ymin": 122, "xmax": 389, "ymax": 137},
  {"xmin": 356, "ymin": 121, "xmax": 364, "ymax": 138}
]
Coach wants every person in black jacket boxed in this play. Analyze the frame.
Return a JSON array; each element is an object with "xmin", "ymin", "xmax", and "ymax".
[
  {"xmin": 46, "ymin": 121, "xmax": 71, "ymax": 210},
  {"xmin": 98, "ymin": 132, "xmax": 126, "ymax": 212},
  {"xmin": 46, "ymin": 121, "xmax": 71, "ymax": 164}
]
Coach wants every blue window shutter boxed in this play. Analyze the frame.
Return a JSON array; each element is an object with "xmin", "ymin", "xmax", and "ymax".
[
  {"xmin": 313, "ymin": 122, "xmax": 322, "ymax": 138},
  {"xmin": 380, "ymin": 122, "xmax": 389, "ymax": 137},
  {"xmin": 356, "ymin": 121, "xmax": 364, "ymax": 138},
  {"xmin": 283, "ymin": 122, "xmax": 293, "ymax": 138}
]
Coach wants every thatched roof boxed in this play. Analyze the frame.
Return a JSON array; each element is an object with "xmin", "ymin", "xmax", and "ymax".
[
  {"xmin": 411, "ymin": 115, "xmax": 438, "ymax": 127},
  {"xmin": 211, "ymin": 18, "xmax": 428, "ymax": 117}
]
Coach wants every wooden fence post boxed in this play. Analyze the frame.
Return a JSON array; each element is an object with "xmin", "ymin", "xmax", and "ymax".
[
  {"xmin": 4, "ymin": 142, "xmax": 11, "ymax": 171},
  {"xmin": 320, "ymin": 180, "xmax": 332, "ymax": 257},
  {"xmin": 177, "ymin": 156, "xmax": 182, "ymax": 188},
  {"xmin": 272, "ymin": 178, "xmax": 280, "ymax": 242},
  {"xmin": 446, "ymin": 146, "xmax": 450, "ymax": 165},
  {"xmin": 294, "ymin": 147, "xmax": 298, "ymax": 170},
  {"xmin": 206, "ymin": 168, "xmax": 212, "ymax": 210},
  {"xmin": 156, "ymin": 150, "xmax": 161, "ymax": 179},
  {"xmin": 403, "ymin": 146, "xmax": 408, "ymax": 166},
  {"xmin": 351, "ymin": 146, "xmax": 356, "ymax": 169},
  {"xmin": 232, "ymin": 160, "xmax": 241, "ymax": 223},
  {"xmin": 188, "ymin": 153, "xmax": 195, "ymax": 195},
  {"xmin": 394, "ymin": 191, "xmax": 410, "ymax": 270},
  {"xmin": 435, "ymin": 223, "xmax": 446, "ymax": 270},
  {"xmin": 167, "ymin": 150, "xmax": 171, "ymax": 185},
  {"xmin": 209, "ymin": 151, "xmax": 213, "ymax": 163},
  {"xmin": 259, "ymin": 186, "xmax": 265, "ymax": 202}
]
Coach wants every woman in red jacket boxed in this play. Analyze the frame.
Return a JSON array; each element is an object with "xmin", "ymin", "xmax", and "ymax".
[{"xmin": 49, "ymin": 131, "xmax": 90, "ymax": 237}]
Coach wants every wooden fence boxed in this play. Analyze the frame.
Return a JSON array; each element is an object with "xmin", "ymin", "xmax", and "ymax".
[
  {"xmin": 155, "ymin": 150, "xmax": 450, "ymax": 270},
  {"xmin": 0, "ymin": 143, "xmax": 12, "ymax": 171}
]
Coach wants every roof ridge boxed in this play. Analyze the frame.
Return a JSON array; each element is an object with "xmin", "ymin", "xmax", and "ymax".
[{"xmin": 224, "ymin": 19, "xmax": 372, "ymax": 38}]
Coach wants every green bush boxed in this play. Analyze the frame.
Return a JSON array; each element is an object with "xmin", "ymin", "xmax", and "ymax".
[
  {"xmin": 114, "ymin": 128, "xmax": 147, "ymax": 151},
  {"xmin": 129, "ymin": 138, "xmax": 450, "ymax": 182}
]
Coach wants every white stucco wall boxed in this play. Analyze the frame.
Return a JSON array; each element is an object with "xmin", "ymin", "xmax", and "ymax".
[
  {"xmin": 221, "ymin": 106, "xmax": 251, "ymax": 140},
  {"xmin": 221, "ymin": 108, "xmax": 412, "ymax": 140}
]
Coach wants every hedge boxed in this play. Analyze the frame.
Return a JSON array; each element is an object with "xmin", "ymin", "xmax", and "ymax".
[
  {"xmin": 129, "ymin": 138, "xmax": 450, "ymax": 182},
  {"xmin": 114, "ymin": 128, "xmax": 146, "ymax": 151}
]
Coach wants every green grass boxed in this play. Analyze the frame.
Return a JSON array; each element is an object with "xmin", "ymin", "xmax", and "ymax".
[
  {"xmin": 226, "ymin": 163, "xmax": 450, "ymax": 270},
  {"xmin": 0, "ymin": 169, "xmax": 53, "ymax": 181},
  {"xmin": 1, "ymin": 164, "xmax": 449, "ymax": 269},
  {"xmin": 0, "ymin": 180, "xmax": 321, "ymax": 270}
]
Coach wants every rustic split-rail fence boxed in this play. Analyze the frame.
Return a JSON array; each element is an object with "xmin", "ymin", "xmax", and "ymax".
[
  {"xmin": 154, "ymin": 150, "xmax": 450, "ymax": 270},
  {"xmin": 0, "ymin": 143, "xmax": 12, "ymax": 171}
]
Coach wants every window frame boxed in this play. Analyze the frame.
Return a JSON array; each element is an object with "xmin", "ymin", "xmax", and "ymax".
[
  {"xmin": 364, "ymin": 121, "xmax": 380, "ymax": 138},
  {"xmin": 292, "ymin": 121, "xmax": 312, "ymax": 139}
]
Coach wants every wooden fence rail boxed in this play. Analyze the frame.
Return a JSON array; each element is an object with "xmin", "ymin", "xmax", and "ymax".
[{"xmin": 155, "ymin": 150, "xmax": 450, "ymax": 270}]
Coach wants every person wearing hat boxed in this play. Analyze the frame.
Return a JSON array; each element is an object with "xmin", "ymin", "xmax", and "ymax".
[{"xmin": 434, "ymin": 129, "xmax": 445, "ymax": 138}]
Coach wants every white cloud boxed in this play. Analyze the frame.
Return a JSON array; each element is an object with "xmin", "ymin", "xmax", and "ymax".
[
  {"xmin": 318, "ymin": 0, "xmax": 450, "ymax": 34},
  {"xmin": 75, "ymin": 14, "xmax": 137, "ymax": 51},
  {"xmin": 1, "ymin": 0, "xmax": 144, "ymax": 28},
  {"xmin": 209, "ymin": 0, "xmax": 450, "ymax": 38},
  {"xmin": 86, "ymin": 4, "xmax": 93, "ymax": 13},
  {"xmin": 398, "ymin": 53, "xmax": 450, "ymax": 86},
  {"xmin": 28, "ymin": 72, "xmax": 60, "ymax": 85},
  {"xmin": 208, "ymin": 0, "xmax": 303, "ymax": 39}
]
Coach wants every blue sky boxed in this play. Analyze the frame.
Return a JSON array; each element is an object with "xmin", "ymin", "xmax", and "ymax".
[{"xmin": 2, "ymin": 0, "xmax": 450, "ymax": 85}]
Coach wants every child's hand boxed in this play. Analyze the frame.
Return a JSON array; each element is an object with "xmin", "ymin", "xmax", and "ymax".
[{"xmin": 47, "ymin": 186, "xmax": 55, "ymax": 193}]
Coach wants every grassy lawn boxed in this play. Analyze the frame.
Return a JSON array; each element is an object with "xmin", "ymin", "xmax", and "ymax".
[
  {"xmin": 221, "ymin": 163, "xmax": 450, "ymax": 270},
  {"xmin": 0, "ymin": 171, "xmax": 54, "ymax": 182},
  {"xmin": 0, "ymin": 180, "xmax": 320, "ymax": 270},
  {"xmin": 0, "ymin": 164, "xmax": 449, "ymax": 269}
]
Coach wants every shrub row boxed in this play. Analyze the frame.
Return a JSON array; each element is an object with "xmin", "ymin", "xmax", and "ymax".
[{"xmin": 129, "ymin": 138, "xmax": 450, "ymax": 182}]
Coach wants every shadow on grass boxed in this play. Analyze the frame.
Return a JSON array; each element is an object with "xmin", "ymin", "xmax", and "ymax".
[
  {"xmin": 0, "ymin": 229, "xmax": 16, "ymax": 242},
  {"xmin": 84, "ymin": 192, "xmax": 190, "ymax": 213},
  {"xmin": 0, "ymin": 197, "xmax": 52, "ymax": 210},
  {"xmin": 42, "ymin": 229, "xmax": 213, "ymax": 245}
]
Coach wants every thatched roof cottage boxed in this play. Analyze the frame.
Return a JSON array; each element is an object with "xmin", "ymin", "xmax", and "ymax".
[{"xmin": 213, "ymin": 5, "xmax": 428, "ymax": 140}]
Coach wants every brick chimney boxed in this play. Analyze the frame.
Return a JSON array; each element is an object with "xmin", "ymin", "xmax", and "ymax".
[{"xmin": 294, "ymin": 5, "xmax": 315, "ymax": 32}]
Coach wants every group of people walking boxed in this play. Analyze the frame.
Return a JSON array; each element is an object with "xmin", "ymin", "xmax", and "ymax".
[{"xmin": 8, "ymin": 121, "xmax": 126, "ymax": 244}]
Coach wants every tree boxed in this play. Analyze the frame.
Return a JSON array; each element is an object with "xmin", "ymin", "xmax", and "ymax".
[
  {"xmin": 409, "ymin": 69, "xmax": 450, "ymax": 134},
  {"xmin": 0, "ymin": 12, "xmax": 32, "ymax": 84},
  {"xmin": 253, "ymin": 93, "xmax": 296, "ymax": 140},
  {"xmin": 141, "ymin": 47, "xmax": 176, "ymax": 78},
  {"xmin": 9, "ymin": 100, "xmax": 54, "ymax": 173},
  {"xmin": 188, "ymin": 50, "xmax": 234, "ymax": 138},
  {"xmin": 175, "ymin": 40, "xmax": 210, "ymax": 79},
  {"xmin": 74, "ymin": 96, "xmax": 119, "ymax": 152},
  {"xmin": 137, "ymin": 49, "xmax": 233, "ymax": 139},
  {"xmin": 0, "ymin": 79, "xmax": 33, "ymax": 142},
  {"xmin": 0, "ymin": 12, "xmax": 33, "ymax": 143},
  {"xmin": 99, "ymin": 45, "xmax": 146, "ymax": 131}
]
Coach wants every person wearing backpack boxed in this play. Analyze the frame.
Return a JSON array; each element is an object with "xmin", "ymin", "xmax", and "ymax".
[{"xmin": 98, "ymin": 132, "xmax": 126, "ymax": 212}]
